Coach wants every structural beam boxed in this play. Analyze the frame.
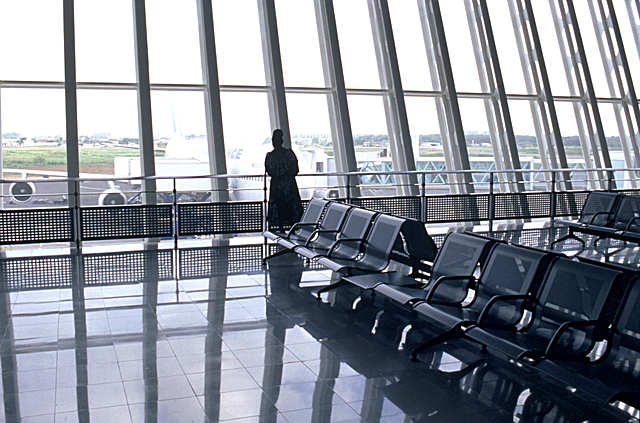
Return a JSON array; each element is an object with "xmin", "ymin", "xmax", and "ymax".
[
  {"xmin": 197, "ymin": 0, "xmax": 229, "ymax": 201},
  {"xmin": 63, "ymin": 0, "xmax": 81, "ymax": 210},
  {"xmin": 369, "ymin": 0, "xmax": 419, "ymax": 196},
  {"xmin": 132, "ymin": 0, "xmax": 157, "ymax": 204},
  {"xmin": 315, "ymin": 0, "xmax": 360, "ymax": 197},
  {"xmin": 257, "ymin": 0, "xmax": 291, "ymax": 148}
]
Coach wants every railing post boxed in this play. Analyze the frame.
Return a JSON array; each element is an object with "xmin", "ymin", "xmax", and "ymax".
[
  {"xmin": 550, "ymin": 171, "xmax": 557, "ymax": 226},
  {"xmin": 421, "ymin": 172, "xmax": 427, "ymax": 223},
  {"xmin": 346, "ymin": 174, "xmax": 352, "ymax": 204},
  {"xmin": 488, "ymin": 172, "xmax": 495, "ymax": 234},
  {"xmin": 172, "ymin": 178, "xmax": 178, "ymax": 251},
  {"xmin": 73, "ymin": 179, "xmax": 81, "ymax": 250}
]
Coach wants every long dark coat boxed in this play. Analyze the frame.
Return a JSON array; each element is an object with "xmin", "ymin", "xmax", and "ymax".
[{"xmin": 265, "ymin": 147, "xmax": 303, "ymax": 227}]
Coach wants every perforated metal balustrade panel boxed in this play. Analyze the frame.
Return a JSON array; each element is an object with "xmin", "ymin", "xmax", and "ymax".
[
  {"xmin": 179, "ymin": 244, "xmax": 263, "ymax": 278},
  {"xmin": 554, "ymin": 191, "xmax": 590, "ymax": 217},
  {"xmin": 83, "ymin": 249, "xmax": 174, "ymax": 286},
  {"xmin": 494, "ymin": 192, "xmax": 552, "ymax": 220},
  {"xmin": 0, "ymin": 208, "xmax": 73, "ymax": 245},
  {"xmin": 81, "ymin": 205, "xmax": 173, "ymax": 241},
  {"xmin": 424, "ymin": 194, "xmax": 490, "ymax": 223},
  {"xmin": 178, "ymin": 202, "xmax": 263, "ymax": 235},
  {"xmin": 0, "ymin": 255, "xmax": 73, "ymax": 291},
  {"xmin": 350, "ymin": 196, "xmax": 421, "ymax": 220}
]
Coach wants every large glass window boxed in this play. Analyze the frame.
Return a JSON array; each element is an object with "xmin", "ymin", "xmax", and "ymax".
[
  {"xmin": 213, "ymin": 0, "xmax": 266, "ymax": 86},
  {"xmin": 151, "ymin": 90, "xmax": 210, "ymax": 198},
  {"xmin": 387, "ymin": 1, "xmax": 434, "ymax": 91},
  {"xmin": 220, "ymin": 92, "xmax": 272, "ymax": 201},
  {"xmin": 486, "ymin": 0, "xmax": 530, "ymax": 95},
  {"xmin": 275, "ymin": 0, "xmax": 325, "ymax": 88},
  {"xmin": 530, "ymin": 1, "xmax": 575, "ymax": 96},
  {"xmin": 439, "ymin": 1, "xmax": 483, "ymax": 93},
  {"xmin": 405, "ymin": 97, "xmax": 444, "ymax": 163},
  {"xmin": 75, "ymin": 0, "xmax": 136, "ymax": 83},
  {"xmin": 77, "ymin": 90, "xmax": 139, "ymax": 205},
  {"xmin": 286, "ymin": 93, "xmax": 335, "ymax": 198},
  {"xmin": 146, "ymin": 0, "xmax": 203, "ymax": 84},
  {"xmin": 1, "ymin": 89, "xmax": 67, "ymax": 206},
  {"xmin": 347, "ymin": 95, "xmax": 391, "ymax": 172},
  {"xmin": 333, "ymin": 0, "xmax": 381, "ymax": 89},
  {"xmin": 612, "ymin": 0, "xmax": 640, "ymax": 91},
  {"xmin": 0, "ymin": 0, "xmax": 64, "ymax": 81}
]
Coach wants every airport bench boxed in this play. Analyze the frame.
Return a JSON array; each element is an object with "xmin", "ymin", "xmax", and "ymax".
[
  {"xmin": 263, "ymin": 198, "xmax": 328, "ymax": 244},
  {"xmin": 534, "ymin": 275, "xmax": 640, "ymax": 410},
  {"xmin": 408, "ymin": 243, "xmax": 552, "ymax": 360},
  {"xmin": 368, "ymin": 232, "xmax": 493, "ymax": 305},
  {"xmin": 464, "ymin": 256, "xmax": 627, "ymax": 363}
]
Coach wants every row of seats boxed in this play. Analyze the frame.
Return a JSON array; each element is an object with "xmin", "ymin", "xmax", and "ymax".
[
  {"xmin": 553, "ymin": 191, "xmax": 640, "ymax": 252},
  {"xmin": 263, "ymin": 199, "xmax": 438, "ymax": 282},
  {"xmin": 339, "ymin": 232, "xmax": 640, "ymax": 413}
]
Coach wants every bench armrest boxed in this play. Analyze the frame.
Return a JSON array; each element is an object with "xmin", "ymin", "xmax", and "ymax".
[
  {"xmin": 327, "ymin": 237, "xmax": 365, "ymax": 257},
  {"xmin": 585, "ymin": 211, "xmax": 613, "ymax": 226},
  {"xmin": 285, "ymin": 222, "xmax": 319, "ymax": 239},
  {"xmin": 544, "ymin": 319, "xmax": 601, "ymax": 358},
  {"xmin": 304, "ymin": 229, "xmax": 339, "ymax": 247},
  {"xmin": 623, "ymin": 216, "xmax": 640, "ymax": 233},
  {"xmin": 477, "ymin": 294, "xmax": 532, "ymax": 327},
  {"xmin": 425, "ymin": 275, "xmax": 476, "ymax": 304}
]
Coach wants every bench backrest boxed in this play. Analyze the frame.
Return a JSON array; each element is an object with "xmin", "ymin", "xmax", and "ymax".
[
  {"xmin": 312, "ymin": 201, "xmax": 352, "ymax": 249},
  {"xmin": 606, "ymin": 277, "xmax": 640, "ymax": 377},
  {"xmin": 431, "ymin": 232, "xmax": 493, "ymax": 282},
  {"xmin": 612, "ymin": 195, "xmax": 640, "ymax": 233},
  {"xmin": 532, "ymin": 258, "xmax": 625, "ymax": 356},
  {"xmin": 359, "ymin": 214, "xmax": 406, "ymax": 270},
  {"xmin": 332, "ymin": 208, "xmax": 377, "ymax": 259},
  {"xmin": 291, "ymin": 199, "xmax": 328, "ymax": 238},
  {"xmin": 578, "ymin": 192, "xmax": 621, "ymax": 226},
  {"xmin": 399, "ymin": 219, "xmax": 438, "ymax": 263}
]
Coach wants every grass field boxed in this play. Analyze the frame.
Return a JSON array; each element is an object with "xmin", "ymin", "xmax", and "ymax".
[{"xmin": 2, "ymin": 146, "xmax": 164, "ymax": 174}]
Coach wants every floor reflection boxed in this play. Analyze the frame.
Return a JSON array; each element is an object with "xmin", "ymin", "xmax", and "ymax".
[{"xmin": 0, "ymin": 242, "xmax": 634, "ymax": 422}]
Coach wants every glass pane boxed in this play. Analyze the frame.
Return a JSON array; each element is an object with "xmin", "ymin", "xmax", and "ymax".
[
  {"xmin": 573, "ymin": 2, "xmax": 619, "ymax": 98},
  {"xmin": 406, "ymin": 97, "xmax": 448, "ymax": 191},
  {"xmin": 1, "ymin": 88, "xmax": 67, "ymax": 207},
  {"xmin": 439, "ymin": 1, "xmax": 483, "ymax": 93},
  {"xmin": 220, "ymin": 92, "xmax": 272, "ymax": 201},
  {"xmin": 612, "ymin": 0, "xmax": 640, "ymax": 93},
  {"xmin": 152, "ymin": 90, "xmax": 210, "ymax": 199},
  {"xmin": 213, "ymin": 0, "xmax": 266, "ymax": 86},
  {"xmin": 387, "ymin": 1, "xmax": 434, "ymax": 91},
  {"xmin": 508, "ymin": 100, "xmax": 544, "ymax": 187},
  {"xmin": 286, "ymin": 93, "xmax": 335, "ymax": 198},
  {"xmin": 77, "ymin": 90, "xmax": 139, "ymax": 205},
  {"xmin": 275, "ymin": 0, "xmax": 325, "ymax": 87},
  {"xmin": 75, "ymin": 0, "xmax": 136, "ymax": 82},
  {"xmin": 333, "ymin": 0, "xmax": 381, "ymax": 89},
  {"xmin": 146, "ymin": 0, "xmax": 203, "ymax": 84},
  {"xmin": 347, "ymin": 95, "xmax": 392, "ymax": 186},
  {"xmin": 554, "ymin": 101, "xmax": 589, "ymax": 186},
  {"xmin": 486, "ymin": 1, "xmax": 530, "ymax": 94},
  {"xmin": 530, "ymin": 1, "xmax": 574, "ymax": 96},
  {"xmin": 0, "ymin": 0, "xmax": 64, "ymax": 81}
]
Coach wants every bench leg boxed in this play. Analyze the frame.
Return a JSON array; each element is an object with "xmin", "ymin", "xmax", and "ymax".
[
  {"xmin": 410, "ymin": 323, "xmax": 466, "ymax": 361},
  {"xmin": 316, "ymin": 279, "xmax": 349, "ymax": 299},
  {"xmin": 262, "ymin": 247, "xmax": 292, "ymax": 264}
]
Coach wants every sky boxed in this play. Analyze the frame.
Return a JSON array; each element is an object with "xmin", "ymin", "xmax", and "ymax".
[{"xmin": 0, "ymin": 0, "xmax": 635, "ymax": 142}]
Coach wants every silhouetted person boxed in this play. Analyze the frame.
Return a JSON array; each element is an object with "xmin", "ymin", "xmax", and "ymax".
[{"xmin": 265, "ymin": 129, "xmax": 303, "ymax": 232}]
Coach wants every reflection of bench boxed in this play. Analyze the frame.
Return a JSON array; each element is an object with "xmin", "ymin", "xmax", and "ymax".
[{"xmin": 551, "ymin": 192, "xmax": 623, "ymax": 251}]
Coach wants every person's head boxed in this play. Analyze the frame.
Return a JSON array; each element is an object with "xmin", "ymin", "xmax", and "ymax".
[{"xmin": 272, "ymin": 129, "xmax": 283, "ymax": 149}]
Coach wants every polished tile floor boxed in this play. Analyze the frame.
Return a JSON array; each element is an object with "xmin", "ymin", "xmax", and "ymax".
[{"xmin": 0, "ymin": 240, "xmax": 637, "ymax": 422}]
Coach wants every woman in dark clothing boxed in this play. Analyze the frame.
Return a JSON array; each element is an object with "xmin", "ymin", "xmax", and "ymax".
[{"xmin": 265, "ymin": 129, "xmax": 303, "ymax": 232}]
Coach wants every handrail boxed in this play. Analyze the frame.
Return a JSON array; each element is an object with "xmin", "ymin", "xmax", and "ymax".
[{"xmin": 0, "ymin": 167, "xmax": 637, "ymax": 184}]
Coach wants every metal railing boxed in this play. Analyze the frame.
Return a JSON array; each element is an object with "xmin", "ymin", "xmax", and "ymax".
[{"xmin": 0, "ymin": 167, "xmax": 638, "ymax": 247}]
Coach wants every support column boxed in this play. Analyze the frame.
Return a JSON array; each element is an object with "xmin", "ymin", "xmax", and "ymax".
[
  {"xmin": 197, "ymin": 0, "xmax": 229, "ymax": 202},
  {"xmin": 63, "ymin": 0, "xmax": 81, "ymax": 210},
  {"xmin": 315, "ymin": 0, "xmax": 360, "ymax": 198},
  {"xmin": 421, "ymin": 0, "xmax": 474, "ymax": 193},
  {"xmin": 369, "ymin": 0, "xmax": 419, "ymax": 196},
  {"xmin": 132, "ymin": 0, "xmax": 157, "ymax": 205},
  {"xmin": 257, "ymin": 0, "xmax": 291, "ymax": 147}
]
